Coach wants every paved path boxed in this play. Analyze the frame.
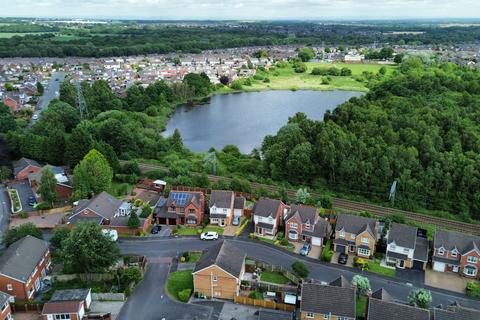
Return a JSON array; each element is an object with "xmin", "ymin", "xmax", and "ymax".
[
  {"xmin": 119, "ymin": 237, "xmax": 480, "ymax": 311},
  {"xmin": 117, "ymin": 261, "xmax": 212, "ymax": 320},
  {"xmin": 0, "ymin": 185, "xmax": 11, "ymax": 249}
]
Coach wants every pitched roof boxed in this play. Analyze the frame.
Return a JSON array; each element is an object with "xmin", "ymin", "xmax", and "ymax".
[
  {"xmin": 257, "ymin": 310, "xmax": 293, "ymax": 320},
  {"xmin": 433, "ymin": 230, "xmax": 480, "ymax": 255},
  {"xmin": 413, "ymin": 237, "xmax": 429, "ymax": 262},
  {"xmin": 234, "ymin": 196, "xmax": 245, "ymax": 210},
  {"xmin": 166, "ymin": 191, "xmax": 202, "ymax": 209},
  {"xmin": 0, "ymin": 235, "xmax": 49, "ymax": 283},
  {"xmin": 28, "ymin": 165, "xmax": 70, "ymax": 186},
  {"xmin": 253, "ymin": 198, "xmax": 283, "ymax": 218},
  {"xmin": 367, "ymin": 297, "xmax": 430, "ymax": 320},
  {"xmin": 432, "ymin": 303, "xmax": 480, "ymax": 320},
  {"xmin": 335, "ymin": 214, "xmax": 377, "ymax": 238},
  {"xmin": 370, "ymin": 288, "xmax": 393, "ymax": 302},
  {"xmin": 13, "ymin": 157, "xmax": 41, "ymax": 175},
  {"xmin": 285, "ymin": 205, "xmax": 318, "ymax": 225},
  {"xmin": 42, "ymin": 301, "xmax": 82, "ymax": 315},
  {"xmin": 209, "ymin": 190, "xmax": 234, "ymax": 209},
  {"xmin": 300, "ymin": 281, "xmax": 356, "ymax": 318},
  {"xmin": 387, "ymin": 223, "xmax": 417, "ymax": 249},
  {"xmin": 194, "ymin": 240, "xmax": 245, "ymax": 278},
  {"xmin": 302, "ymin": 218, "xmax": 331, "ymax": 239},
  {"xmin": 72, "ymin": 191, "xmax": 122, "ymax": 220},
  {"xmin": 51, "ymin": 289, "xmax": 91, "ymax": 302}
]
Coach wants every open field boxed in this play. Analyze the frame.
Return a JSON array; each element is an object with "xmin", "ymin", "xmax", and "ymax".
[{"xmin": 0, "ymin": 32, "xmax": 53, "ymax": 38}]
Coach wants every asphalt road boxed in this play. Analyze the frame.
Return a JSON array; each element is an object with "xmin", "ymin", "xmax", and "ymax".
[
  {"xmin": 119, "ymin": 237, "xmax": 480, "ymax": 311},
  {"xmin": 32, "ymin": 71, "xmax": 66, "ymax": 124},
  {"xmin": 0, "ymin": 185, "xmax": 11, "ymax": 248},
  {"xmin": 117, "ymin": 262, "xmax": 213, "ymax": 320}
]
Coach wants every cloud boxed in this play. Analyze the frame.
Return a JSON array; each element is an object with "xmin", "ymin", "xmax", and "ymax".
[{"xmin": 1, "ymin": 0, "xmax": 479, "ymax": 19}]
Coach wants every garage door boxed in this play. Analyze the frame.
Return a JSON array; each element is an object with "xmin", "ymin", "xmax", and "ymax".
[
  {"xmin": 312, "ymin": 237, "xmax": 322, "ymax": 246},
  {"xmin": 335, "ymin": 244, "xmax": 346, "ymax": 253},
  {"xmin": 433, "ymin": 261, "xmax": 445, "ymax": 272},
  {"xmin": 413, "ymin": 260, "xmax": 424, "ymax": 271},
  {"xmin": 168, "ymin": 218, "xmax": 177, "ymax": 225},
  {"xmin": 158, "ymin": 218, "xmax": 167, "ymax": 225}
]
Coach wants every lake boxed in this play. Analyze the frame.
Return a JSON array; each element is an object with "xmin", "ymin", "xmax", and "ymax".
[{"xmin": 163, "ymin": 90, "xmax": 362, "ymax": 153}]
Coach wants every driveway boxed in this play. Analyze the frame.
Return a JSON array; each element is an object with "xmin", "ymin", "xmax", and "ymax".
[
  {"xmin": 90, "ymin": 301, "xmax": 124, "ymax": 320},
  {"xmin": 10, "ymin": 212, "xmax": 65, "ymax": 229},
  {"xmin": 425, "ymin": 269, "xmax": 469, "ymax": 294},
  {"xmin": 8, "ymin": 180, "xmax": 35, "ymax": 213},
  {"xmin": 396, "ymin": 268, "xmax": 425, "ymax": 284},
  {"xmin": 331, "ymin": 252, "xmax": 354, "ymax": 267},
  {"xmin": 0, "ymin": 185, "xmax": 11, "ymax": 247},
  {"xmin": 117, "ymin": 260, "xmax": 213, "ymax": 320}
]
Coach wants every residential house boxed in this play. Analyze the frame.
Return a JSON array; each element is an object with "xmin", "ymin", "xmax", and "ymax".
[
  {"xmin": 41, "ymin": 288, "xmax": 92, "ymax": 320},
  {"xmin": 68, "ymin": 191, "xmax": 131, "ymax": 226},
  {"xmin": 432, "ymin": 230, "xmax": 480, "ymax": 278},
  {"xmin": 233, "ymin": 196, "xmax": 245, "ymax": 218},
  {"xmin": 0, "ymin": 236, "xmax": 51, "ymax": 300},
  {"xmin": 2, "ymin": 97, "xmax": 18, "ymax": 113},
  {"xmin": 126, "ymin": 179, "xmax": 163, "ymax": 208},
  {"xmin": 209, "ymin": 190, "xmax": 235, "ymax": 227},
  {"xmin": 385, "ymin": 223, "xmax": 429, "ymax": 270},
  {"xmin": 300, "ymin": 276, "xmax": 356, "ymax": 320},
  {"xmin": 432, "ymin": 302, "xmax": 480, "ymax": 320},
  {"xmin": 193, "ymin": 240, "xmax": 246, "ymax": 300},
  {"xmin": 0, "ymin": 292, "xmax": 12, "ymax": 320},
  {"xmin": 366, "ymin": 288, "xmax": 430, "ymax": 320},
  {"xmin": 333, "ymin": 214, "xmax": 378, "ymax": 258},
  {"xmin": 13, "ymin": 157, "xmax": 42, "ymax": 180},
  {"xmin": 285, "ymin": 205, "xmax": 331, "ymax": 248},
  {"xmin": 253, "ymin": 198, "xmax": 286, "ymax": 238},
  {"xmin": 257, "ymin": 310, "xmax": 293, "ymax": 320},
  {"xmin": 154, "ymin": 191, "xmax": 205, "ymax": 226},
  {"xmin": 28, "ymin": 165, "xmax": 73, "ymax": 200}
]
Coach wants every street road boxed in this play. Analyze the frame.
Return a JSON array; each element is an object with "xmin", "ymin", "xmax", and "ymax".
[
  {"xmin": 119, "ymin": 237, "xmax": 480, "ymax": 311},
  {"xmin": 0, "ymin": 185, "xmax": 11, "ymax": 249},
  {"xmin": 31, "ymin": 71, "xmax": 66, "ymax": 124}
]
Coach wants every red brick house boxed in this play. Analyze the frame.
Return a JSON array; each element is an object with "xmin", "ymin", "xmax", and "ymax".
[
  {"xmin": 432, "ymin": 230, "xmax": 480, "ymax": 279},
  {"xmin": 0, "ymin": 236, "xmax": 51, "ymax": 301},
  {"xmin": 2, "ymin": 98, "xmax": 18, "ymax": 113},
  {"xmin": 285, "ymin": 205, "xmax": 331, "ymax": 248},
  {"xmin": 42, "ymin": 288, "xmax": 91, "ymax": 320},
  {"xmin": 253, "ymin": 198, "xmax": 286, "ymax": 238},
  {"xmin": 29, "ymin": 165, "xmax": 73, "ymax": 200},
  {"xmin": 0, "ymin": 292, "xmax": 13, "ymax": 320},
  {"xmin": 13, "ymin": 157, "xmax": 42, "ymax": 180},
  {"xmin": 154, "ymin": 191, "xmax": 205, "ymax": 226}
]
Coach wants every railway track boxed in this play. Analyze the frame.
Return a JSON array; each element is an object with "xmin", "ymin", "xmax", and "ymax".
[{"xmin": 133, "ymin": 162, "xmax": 480, "ymax": 236}]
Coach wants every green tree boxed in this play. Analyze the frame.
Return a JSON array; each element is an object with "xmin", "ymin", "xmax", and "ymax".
[
  {"xmin": 0, "ymin": 103, "xmax": 16, "ymax": 133},
  {"xmin": 36, "ymin": 81, "xmax": 44, "ymax": 95},
  {"xmin": 4, "ymin": 223, "xmax": 43, "ymax": 247},
  {"xmin": 120, "ymin": 267, "xmax": 143, "ymax": 286},
  {"xmin": 352, "ymin": 275, "xmax": 371, "ymax": 295},
  {"xmin": 37, "ymin": 167, "xmax": 57, "ymax": 207},
  {"xmin": 407, "ymin": 288, "xmax": 432, "ymax": 309},
  {"xmin": 292, "ymin": 261, "xmax": 309, "ymax": 278},
  {"xmin": 65, "ymin": 124, "xmax": 95, "ymax": 168},
  {"xmin": 0, "ymin": 166, "xmax": 12, "ymax": 182},
  {"xmin": 59, "ymin": 221, "xmax": 120, "ymax": 273},
  {"xmin": 317, "ymin": 195, "xmax": 333, "ymax": 209},
  {"xmin": 298, "ymin": 47, "xmax": 315, "ymax": 62},
  {"xmin": 73, "ymin": 149, "xmax": 113, "ymax": 200},
  {"xmin": 170, "ymin": 129, "xmax": 184, "ymax": 153},
  {"xmin": 183, "ymin": 72, "xmax": 213, "ymax": 96},
  {"xmin": 127, "ymin": 211, "xmax": 140, "ymax": 229},
  {"xmin": 295, "ymin": 188, "xmax": 311, "ymax": 204},
  {"xmin": 50, "ymin": 227, "xmax": 71, "ymax": 249}
]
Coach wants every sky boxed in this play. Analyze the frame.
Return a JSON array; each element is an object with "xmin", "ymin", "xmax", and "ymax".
[{"xmin": 1, "ymin": 0, "xmax": 480, "ymax": 20}]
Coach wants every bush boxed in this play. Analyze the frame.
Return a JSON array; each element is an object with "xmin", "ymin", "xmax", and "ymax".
[
  {"xmin": 276, "ymin": 232, "xmax": 284, "ymax": 239},
  {"xmin": 178, "ymin": 288, "xmax": 192, "ymax": 302},
  {"xmin": 235, "ymin": 218, "xmax": 250, "ymax": 236},
  {"xmin": 292, "ymin": 261, "xmax": 309, "ymax": 278},
  {"xmin": 120, "ymin": 267, "xmax": 143, "ymax": 286},
  {"xmin": 18, "ymin": 212, "xmax": 28, "ymax": 219},
  {"xmin": 320, "ymin": 240, "xmax": 334, "ymax": 262},
  {"xmin": 249, "ymin": 290, "xmax": 264, "ymax": 300},
  {"xmin": 230, "ymin": 80, "xmax": 243, "ymax": 90},
  {"xmin": 36, "ymin": 202, "xmax": 52, "ymax": 210},
  {"xmin": 466, "ymin": 282, "xmax": 480, "ymax": 299},
  {"xmin": 280, "ymin": 238, "xmax": 289, "ymax": 246},
  {"xmin": 354, "ymin": 257, "xmax": 369, "ymax": 269},
  {"xmin": 140, "ymin": 206, "xmax": 153, "ymax": 218}
]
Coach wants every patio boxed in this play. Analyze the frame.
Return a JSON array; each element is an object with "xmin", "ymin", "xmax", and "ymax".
[{"xmin": 425, "ymin": 269, "xmax": 469, "ymax": 294}]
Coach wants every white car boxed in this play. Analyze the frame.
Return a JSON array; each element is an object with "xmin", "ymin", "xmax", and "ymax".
[
  {"xmin": 32, "ymin": 114, "xmax": 39, "ymax": 120},
  {"xmin": 200, "ymin": 231, "xmax": 219, "ymax": 240}
]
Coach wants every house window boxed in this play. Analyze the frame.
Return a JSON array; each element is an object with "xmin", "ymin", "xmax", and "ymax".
[
  {"xmin": 6, "ymin": 284, "xmax": 12, "ymax": 291},
  {"xmin": 358, "ymin": 248, "xmax": 371, "ymax": 256},
  {"xmin": 306, "ymin": 312, "xmax": 314, "ymax": 318},
  {"xmin": 187, "ymin": 218, "xmax": 196, "ymax": 225},
  {"xmin": 211, "ymin": 218, "xmax": 218, "ymax": 223},
  {"xmin": 223, "ymin": 208, "xmax": 227, "ymax": 213},
  {"xmin": 361, "ymin": 237, "xmax": 369, "ymax": 244},
  {"xmin": 403, "ymin": 248, "xmax": 409, "ymax": 254},
  {"xmin": 438, "ymin": 248, "xmax": 445, "ymax": 256},
  {"xmin": 54, "ymin": 315, "xmax": 71, "ymax": 320},
  {"xmin": 339, "ymin": 231, "xmax": 345, "ymax": 239},
  {"xmin": 467, "ymin": 256, "xmax": 478, "ymax": 263},
  {"xmin": 212, "ymin": 275, "xmax": 217, "ymax": 282},
  {"xmin": 451, "ymin": 250, "xmax": 457, "ymax": 257},
  {"xmin": 288, "ymin": 230, "xmax": 298, "ymax": 240},
  {"xmin": 323, "ymin": 314, "xmax": 329, "ymax": 319},
  {"xmin": 464, "ymin": 266, "xmax": 477, "ymax": 277},
  {"xmin": 179, "ymin": 208, "xmax": 185, "ymax": 213},
  {"xmin": 1, "ymin": 302, "xmax": 7, "ymax": 311},
  {"xmin": 350, "ymin": 234, "xmax": 356, "ymax": 240},
  {"xmin": 390, "ymin": 244, "xmax": 396, "ymax": 250},
  {"xmin": 290, "ymin": 223, "xmax": 298, "ymax": 229},
  {"xmin": 189, "ymin": 209, "xmax": 195, "ymax": 214}
]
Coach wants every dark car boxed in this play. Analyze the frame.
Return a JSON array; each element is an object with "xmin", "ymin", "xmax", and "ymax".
[
  {"xmin": 299, "ymin": 242, "xmax": 311, "ymax": 256},
  {"xmin": 338, "ymin": 252, "xmax": 348, "ymax": 264},
  {"xmin": 151, "ymin": 225, "xmax": 161, "ymax": 234},
  {"xmin": 28, "ymin": 196, "xmax": 37, "ymax": 206}
]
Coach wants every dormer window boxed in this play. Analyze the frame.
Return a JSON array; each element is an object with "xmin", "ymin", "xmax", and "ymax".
[
  {"xmin": 451, "ymin": 249, "xmax": 458, "ymax": 257},
  {"xmin": 339, "ymin": 231, "xmax": 345, "ymax": 239},
  {"xmin": 438, "ymin": 248, "xmax": 445, "ymax": 256}
]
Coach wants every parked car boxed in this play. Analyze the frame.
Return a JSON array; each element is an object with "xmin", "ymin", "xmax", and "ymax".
[
  {"xmin": 299, "ymin": 242, "xmax": 311, "ymax": 256},
  {"xmin": 338, "ymin": 253, "xmax": 348, "ymax": 265},
  {"xmin": 151, "ymin": 225, "xmax": 161, "ymax": 234},
  {"xmin": 200, "ymin": 231, "xmax": 219, "ymax": 240},
  {"xmin": 32, "ymin": 114, "xmax": 39, "ymax": 120},
  {"xmin": 232, "ymin": 216, "xmax": 240, "ymax": 226},
  {"xmin": 28, "ymin": 196, "xmax": 37, "ymax": 206}
]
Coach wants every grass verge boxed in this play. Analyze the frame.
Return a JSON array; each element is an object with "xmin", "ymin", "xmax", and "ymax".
[{"xmin": 166, "ymin": 270, "xmax": 193, "ymax": 301}]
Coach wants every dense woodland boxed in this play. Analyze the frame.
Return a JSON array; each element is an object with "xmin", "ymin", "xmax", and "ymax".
[
  {"xmin": 2, "ymin": 58, "xmax": 480, "ymax": 220},
  {"xmin": 0, "ymin": 22, "xmax": 480, "ymax": 57}
]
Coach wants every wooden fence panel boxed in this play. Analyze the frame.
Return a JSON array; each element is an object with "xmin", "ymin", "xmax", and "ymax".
[{"xmin": 234, "ymin": 296, "xmax": 295, "ymax": 312}]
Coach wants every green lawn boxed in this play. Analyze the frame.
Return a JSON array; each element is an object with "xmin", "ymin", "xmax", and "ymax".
[
  {"xmin": 203, "ymin": 226, "xmax": 225, "ymax": 235},
  {"xmin": 176, "ymin": 226, "xmax": 224, "ymax": 236},
  {"xmin": 368, "ymin": 259, "xmax": 396, "ymax": 277},
  {"xmin": 187, "ymin": 252, "xmax": 202, "ymax": 263},
  {"xmin": 260, "ymin": 271, "xmax": 289, "ymax": 285},
  {"xmin": 356, "ymin": 296, "xmax": 368, "ymax": 318},
  {"xmin": 166, "ymin": 270, "xmax": 193, "ymax": 301},
  {"xmin": 305, "ymin": 62, "xmax": 397, "ymax": 76}
]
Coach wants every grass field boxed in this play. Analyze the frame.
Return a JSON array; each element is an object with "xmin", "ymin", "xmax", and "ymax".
[
  {"xmin": 260, "ymin": 271, "xmax": 290, "ymax": 284},
  {"xmin": 166, "ymin": 270, "xmax": 193, "ymax": 301},
  {"xmin": 224, "ymin": 62, "xmax": 397, "ymax": 93},
  {"xmin": 0, "ymin": 32, "xmax": 55, "ymax": 38}
]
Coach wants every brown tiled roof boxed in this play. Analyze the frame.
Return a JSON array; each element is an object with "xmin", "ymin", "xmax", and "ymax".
[{"xmin": 42, "ymin": 301, "xmax": 81, "ymax": 315}]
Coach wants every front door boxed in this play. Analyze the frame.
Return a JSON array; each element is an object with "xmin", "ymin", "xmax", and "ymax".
[
  {"xmin": 349, "ymin": 245, "xmax": 355, "ymax": 253},
  {"xmin": 452, "ymin": 265, "xmax": 459, "ymax": 273},
  {"xmin": 219, "ymin": 219, "xmax": 225, "ymax": 227},
  {"xmin": 398, "ymin": 260, "xmax": 405, "ymax": 268}
]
